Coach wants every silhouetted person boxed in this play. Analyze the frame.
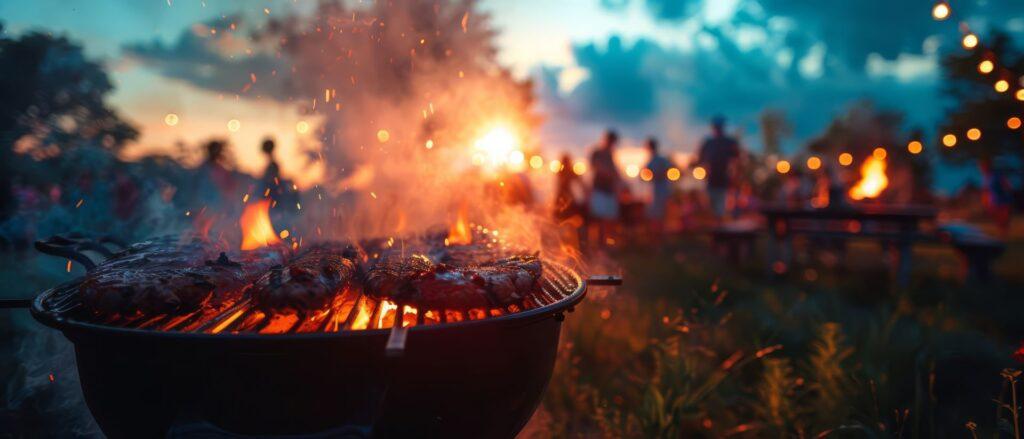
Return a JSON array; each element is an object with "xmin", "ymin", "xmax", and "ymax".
[
  {"xmin": 262, "ymin": 138, "xmax": 281, "ymax": 187},
  {"xmin": 697, "ymin": 116, "xmax": 741, "ymax": 220},
  {"xmin": 588, "ymin": 129, "xmax": 623, "ymax": 248},
  {"xmin": 554, "ymin": 153, "xmax": 587, "ymax": 222},
  {"xmin": 199, "ymin": 140, "xmax": 236, "ymax": 203},
  {"xmin": 644, "ymin": 137, "xmax": 672, "ymax": 236}
]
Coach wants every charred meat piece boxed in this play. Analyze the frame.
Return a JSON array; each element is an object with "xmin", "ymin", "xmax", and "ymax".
[
  {"xmin": 250, "ymin": 245, "xmax": 359, "ymax": 313},
  {"xmin": 366, "ymin": 252, "xmax": 542, "ymax": 310},
  {"xmin": 364, "ymin": 254, "xmax": 434, "ymax": 303},
  {"xmin": 78, "ymin": 238, "xmax": 281, "ymax": 317}
]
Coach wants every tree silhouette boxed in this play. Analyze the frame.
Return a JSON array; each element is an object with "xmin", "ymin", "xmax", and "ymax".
[
  {"xmin": 0, "ymin": 23, "xmax": 138, "ymax": 217},
  {"xmin": 939, "ymin": 31, "xmax": 1024, "ymax": 167}
]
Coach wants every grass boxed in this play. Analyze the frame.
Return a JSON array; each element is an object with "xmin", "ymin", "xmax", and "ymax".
[{"xmin": 525, "ymin": 223, "xmax": 1024, "ymax": 438}]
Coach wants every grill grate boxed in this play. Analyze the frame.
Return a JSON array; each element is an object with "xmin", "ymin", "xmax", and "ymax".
[{"xmin": 38, "ymin": 260, "xmax": 583, "ymax": 335}]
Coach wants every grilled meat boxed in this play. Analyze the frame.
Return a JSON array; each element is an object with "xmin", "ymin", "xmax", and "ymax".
[
  {"xmin": 250, "ymin": 245, "xmax": 360, "ymax": 312},
  {"xmin": 363, "ymin": 253, "xmax": 434, "ymax": 303},
  {"xmin": 365, "ymin": 251, "xmax": 542, "ymax": 310},
  {"xmin": 78, "ymin": 237, "xmax": 283, "ymax": 317}
]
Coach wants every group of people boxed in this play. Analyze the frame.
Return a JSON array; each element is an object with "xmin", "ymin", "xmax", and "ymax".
[{"xmin": 554, "ymin": 117, "xmax": 743, "ymax": 248}]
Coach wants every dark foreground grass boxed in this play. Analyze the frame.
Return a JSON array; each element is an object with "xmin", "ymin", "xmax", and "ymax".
[{"xmin": 526, "ymin": 231, "xmax": 1024, "ymax": 438}]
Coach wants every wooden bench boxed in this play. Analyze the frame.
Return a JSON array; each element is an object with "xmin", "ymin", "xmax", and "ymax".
[
  {"xmin": 711, "ymin": 219, "xmax": 760, "ymax": 264},
  {"xmin": 938, "ymin": 223, "xmax": 1006, "ymax": 284}
]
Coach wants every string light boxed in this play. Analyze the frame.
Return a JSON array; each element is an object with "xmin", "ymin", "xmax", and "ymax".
[
  {"xmin": 529, "ymin": 155, "xmax": 543, "ymax": 169},
  {"xmin": 376, "ymin": 129, "xmax": 390, "ymax": 143},
  {"xmin": 776, "ymin": 160, "xmax": 791, "ymax": 174},
  {"xmin": 978, "ymin": 60, "xmax": 994, "ymax": 74},
  {"xmin": 548, "ymin": 160, "xmax": 563, "ymax": 173},
  {"xmin": 692, "ymin": 166, "xmax": 707, "ymax": 180},
  {"xmin": 1016, "ymin": 89, "xmax": 1024, "ymax": 101},
  {"xmin": 625, "ymin": 165, "xmax": 640, "ymax": 178},
  {"xmin": 227, "ymin": 119, "xmax": 241, "ymax": 132},
  {"xmin": 872, "ymin": 147, "xmax": 887, "ymax": 160},
  {"xmin": 572, "ymin": 161, "xmax": 587, "ymax": 176},
  {"xmin": 639, "ymin": 168, "xmax": 654, "ymax": 181},
  {"xmin": 295, "ymin": 121, "xmax": 309, "ymax": 134},
  {"xmin": 962, "ymin": 33, "xmax": 978, "ymax": 49},
  {"xmin": 966, "ymin": 128, "xmax": 982, "ymax": 140},
  {"xmin": 838, "ymin": 153, "xmax": 853, "ymax": 166},
  {"xmin": 806, "ymin": 156, "xmax": 821, "ymax": 170},
  {"xmin": 164, "ymin": 113, "xmax": 179, "ymax": 126},
  {"xmin": 1008, "ymin": 117, "xmax": 1022, "ymax": 130},
  {"xmin": 907, "ymin": 140, "xmax": 923, "ymax": 154},
  {"xmin": 995, "ymin": 80, "xmax": 1010, "ymax": 93},
  {"xmin": 942, "ymin": 133, "xmax": 957, "ymax": 147},
  {"xmin": 931, "ymin": 1, "xmax": 950, "ymax": 20},
  {"xmin": 667, "ymin": 167, "xmax": 681, "ymax": 181}
]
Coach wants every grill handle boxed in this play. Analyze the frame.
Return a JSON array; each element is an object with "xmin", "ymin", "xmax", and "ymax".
[
  {"xmin": 0, "ymin": 298, "xmax": 32, "ymax": 309},
  {"xmin": 587, "ymin": 275, "xmax": 623, "ymax": 286}
]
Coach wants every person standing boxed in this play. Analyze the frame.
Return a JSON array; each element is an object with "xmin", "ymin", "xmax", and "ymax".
[
  {"xmin": 589, "ymin": 129, "xmax": 623, "ymax": 248},
  {"xmin": 697, "ymin": 116, "xmax": 741, "ymax": 221},
  {"xmin": 644, "ymin": 137, "xmax": 672, "ymax": 237}
]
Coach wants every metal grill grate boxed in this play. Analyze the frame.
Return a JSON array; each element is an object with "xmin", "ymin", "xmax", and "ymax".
[{"xmin": 37, "ymin": 260, "xmax": 583, "ymax": 335}]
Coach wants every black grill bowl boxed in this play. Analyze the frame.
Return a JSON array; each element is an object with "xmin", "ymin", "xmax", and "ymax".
[{"xmin": 30, "ymin": 266, "xmax": 589, "ymax": 438}]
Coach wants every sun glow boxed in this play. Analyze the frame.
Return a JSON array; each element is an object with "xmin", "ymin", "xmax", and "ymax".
[{"xmin": 473, "ymin": 125, "xmax": 520, "ymax": 168}]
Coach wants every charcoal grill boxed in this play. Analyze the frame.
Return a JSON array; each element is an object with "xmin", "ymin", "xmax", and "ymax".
[{"xmin": 13, "ymin": 236, "xmax": 620, "ymax": 438}]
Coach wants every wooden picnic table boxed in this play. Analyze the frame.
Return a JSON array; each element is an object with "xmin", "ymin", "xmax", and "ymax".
[{"xmin": 760, "ymin": 204, "xmax": 938, "ymax": 286}]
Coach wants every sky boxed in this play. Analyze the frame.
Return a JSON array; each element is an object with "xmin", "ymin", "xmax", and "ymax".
[{"xmin": 1, "ymin": 0, "xmax": 1022, "ymax": 191}]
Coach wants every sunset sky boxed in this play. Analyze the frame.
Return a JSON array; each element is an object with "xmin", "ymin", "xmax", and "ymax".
[{"xmin": 2, "ymin": 0, "xmax": 1022, "ymax": 191}]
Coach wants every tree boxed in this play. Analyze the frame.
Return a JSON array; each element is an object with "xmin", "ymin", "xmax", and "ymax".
[
  {"xmin": 0, "ymin": 23, "xmax": 137, "ymax": 217},
  {"xmin": 939, "ymin": 31, "xmax": 1024, "ymax": 166}
]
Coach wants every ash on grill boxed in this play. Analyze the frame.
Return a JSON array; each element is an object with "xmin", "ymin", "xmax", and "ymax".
[{"xmin": 44, "ymin": 234, "xmax": 567, "ymax": 335}]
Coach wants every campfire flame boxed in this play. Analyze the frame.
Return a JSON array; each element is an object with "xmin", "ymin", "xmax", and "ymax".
[
  {"xmin": 447, "ymin": 207, "xmax": 472, "ymax": 246},
  {"xmin": 848, "ymin": 156, "xmax": 889, "ymax": 200},
  {"xmin": 240, "ymin": 200, "xmax": 282, "ymax": 250}
]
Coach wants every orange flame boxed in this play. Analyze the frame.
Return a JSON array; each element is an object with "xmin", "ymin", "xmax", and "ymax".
[
  {"xmin": 848, "ymin": 156, "xmax": 889, "ymax": 200},
  {"xmin": 447, "ymin": 207, "xmax": 472, "ymax": 245},
  {"xmin": 240, "ymin": 200, "xmax": 282, "ymax": 250}
]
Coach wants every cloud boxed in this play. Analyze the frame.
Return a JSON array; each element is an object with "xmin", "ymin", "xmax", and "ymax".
[{"xmin": 122, "ymin": 15, "xmax": 291, "ymax": 100}]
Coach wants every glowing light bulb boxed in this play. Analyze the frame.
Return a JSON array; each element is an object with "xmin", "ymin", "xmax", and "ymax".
[
  {"xmin": 966, "ymin": 128, "xmax": 982, "ymax": 140},
  {"xmin": 838, "ymin": 153, "xmax": 853, "ymax": 166},
  {"xmin": 776, "ymin": 160, "xmax": 791, "ymax": 174},
  {"xmin": 962, "ymin": 33, "xmax": 978, "ymax": 49},
  {"xmin": 907, "ymin": 140, "xmax": 923, "ymax": 154},
  {"xmin": 995, "ymin": 80, "xmax": 1010, "ymax": 93},
  {"xmin": 667, "ymin": 167, "xmax": 681, "ymax": 181},
  {"xmin": 692, "ymin": 166, "xmax": 707, "ymax": 180},
  {"xmin": 942, "ymin": 133, "xmax": 957, "ymax": 147},
  {"xmin": 978, "ymin": 60, "xmax": 994, "ymax": 74},
  {"xmin": 932, "ymin": 1, "xmax": 950, "ymax": 20},
  {"xmin": 1008, "ymin": 117, "xmax": 1022, "ymax": 130},
  {"xmin": 806, "ymin": 156, "xmax": 821, "ymax": 170}
]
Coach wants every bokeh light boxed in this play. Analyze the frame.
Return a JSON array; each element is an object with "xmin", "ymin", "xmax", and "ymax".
[
  {"xmin": 667, "ymin": 167, "xmax": 681, "ymax": 181},
  {"xmin": 625, "ymin": 164, "xmax": 640, "ymax": 178},
  {"xmin": 164, "ymin": 113, "xmax": 179, "ymax": 126},
  {"xmin": 776, "ymin": 160, "xmax": 791, "ymax": 174},
  {"xmin": 295, "ymin": 121, "xmax": 309, "ymax": 134},
  {"xmin": 548, "ymin": 160, "xmax": 563, "ymax": 173},
  {"xmin": 639, "ymin": 168, "xmax": 654, "ymax": 181},
  {"xmin": 907, "ymin": 140, "xmax": 923, "ymax": 154},
  {"xmin": 872, "ymin": 147, "xmax": 887, "ymax": 160},
  {"xmin": 838, "ymin": 153, "xmax": 853, "ymax": 166},
  {"xmin": 806, "ymin": 156, "xmax": 821, "ymax": 170},
  {"xmin": 978, "ymin": 60, "xmax": 994, "ymax": 74},
  {"xmin": 995, "ymin": 80, "xmax": 1010, "ymax": 93},
  {"xmin": 572, "ymin": 161, "xmax": 587, "ymax": 176},
  {"xmin": 1008, "ymin": 117, "xmax": 1022, "ymax": 130},
  {"xmin": 966, "ymin": 128, "xmax": 982, "ymax": 141},
  {"xmin": 962, "ymin": 33, "xmax": 978, "ymax": 49},
  {"xmin": 376, "ymin": 129, "xmax": 390, "ymax": 143},
  {"xmin": 227, "ymin": 119, "xmax": 241, "ymax": 132},
  {"xmin": 529, "ymin": 155, "xmax": 543, "ymax": 169},
  {"xmin": 932, "ymin": 1, "xmax": 950, "ymax": 20},
  {"xmin": 942, "ymin": 133, "xmax": 957, "ymax": 147},
  {"xmin": 692, "ymin": 166, "xmax": 707, "ymax": 180}
]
